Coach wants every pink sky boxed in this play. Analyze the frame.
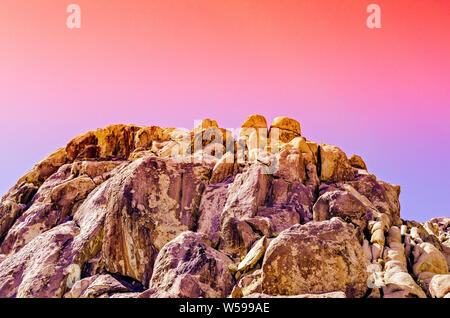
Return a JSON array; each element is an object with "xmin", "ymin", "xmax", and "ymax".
[{"xmin": 1, "ymin": 0, "xmax": 449, "ymax": 221}]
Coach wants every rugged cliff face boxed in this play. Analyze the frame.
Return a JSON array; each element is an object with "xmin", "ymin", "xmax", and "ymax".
[{"xmin": 0, "ymin": 115, "xmax": 449, "ymax": 298}]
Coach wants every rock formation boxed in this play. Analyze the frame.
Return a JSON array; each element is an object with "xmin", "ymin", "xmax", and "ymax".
[{"xmin": 0, "ymin": 115, "xmax": 449, "ymax": 298}]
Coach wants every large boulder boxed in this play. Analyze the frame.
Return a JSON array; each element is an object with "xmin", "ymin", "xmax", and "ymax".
[
  {"xmin": 270, "ymin": 117, "xmax": 301, "ymax": 136},
  {"xmin": 318, "ymin": 144, "xmax": 354, "ymax": 183},
  {"xmin": 241, "ymin": 114, "xmax": 268, "ymax": 131},
  {"xmin": 273, "ymin": 148, "xmax": 306, "ymax": 183},
  {"xmin": 382, "ymin": 272, "xmax": 426, "ymax": 298},
  {"xmin": 148, "ymin": 232, "xmax": 235, "ymax": 298},
  {"xmin": 282, "ymin": 137, "xmax": 318, "ymax": 165},
  {"xmin": 221, "ymin": 164, "xmax": 269, "ymax": 222},
  {"xmin": 412, "ymin": 242, "xmax": 449, "ymax": 276},
  {"xmin": 134, "ymin": 126, "xmax": 166, "ymax": 150},
  {"xmin": 255, "ymin": 206, "xmax": 300, "ymax": 237},
  {"xmin": 313, "ymin": 187, "xmax": 370, "ymax": 230},
  {"xmin": 269, "ymin": 117, "xmax": 301, "ymax": 143},
  {"xmin": 218, "ymin": 217, "xmax": 259, "ymax": 259},
  {"xmin": 239, "ymin": 114, "xmax": 268, "ymax": 143},
  {"xmin": 261, "ymin": 218, "xmax": 369, "ymax": 297},
  {"xmin": 348, "ymin": 175, "xmax": 401, "ymax": 224}
]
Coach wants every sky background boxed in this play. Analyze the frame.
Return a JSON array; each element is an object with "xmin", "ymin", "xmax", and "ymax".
[{"xmin": 0, "ymin": 0, "xmax": 449, "ymax": 221}]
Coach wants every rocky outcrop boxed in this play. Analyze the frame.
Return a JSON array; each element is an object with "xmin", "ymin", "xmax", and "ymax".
[
  {"xmin": 0, "ymin": 114, "xmax": 448, "ymax": 298},
  {"xmin": 261, "ymin": 218, "xmax": 369, "ymax": 297}
]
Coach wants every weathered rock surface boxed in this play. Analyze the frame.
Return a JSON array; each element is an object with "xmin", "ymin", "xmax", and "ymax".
[
  {"xmin": 255, "ymin": 206, "xmax": 300, "ymax": 236},
  {"xmin": 318, "ymin": 144, "xmax": 354, "ymax": 183},
  {"xmin": 101, "ymin": 156, "xmax": 211, "ymax": 287},
  {"xmin": 221, "ymin": 164, "xmax": 269, "ymax": 222},
  {"xmin": 412, "ymin": 242, "xmax": 448, "ymax": 276},
  {"xmin": 63, "ymin": 274, "xmax": 140, "ymax": 298},
  {"xmin": 273, "ymin": 148, "xmax": 306, "ymax": 183},
  {"xmin": 382, "ymin": 272, "xmax": 427, "ymax": 298},
  {"xmin": 147, "ymin": 232, "xmax": 234, "ymax": 298},
  {"xmin": 0, "ymin": 115, "xmax": 447, "ymax": 298},
  {"xmin": 313, "ymin": 187, "xmax": 370, "ymax": 230},
  {"xmin": 218, "ymin": 217, "xmax": 259, "ymax": 259},
  {"xmin": 0, "ymin": 161, "xmax": 120, "ymax": 255},
  {"xmin": 428, "ymin": 274, "xmax": 450, "ymax": 298},
  {"xmin": 197, "ymin": 183, "xmax": 230, "ymax": 246},
  {"xmin": 261, "ymin": 218, "xmax": 369, "ymax": 297},
  {"xmin": 0, "ymin": 222, "xmax": 79, "ymax": 298},
  {"xmin": 269, "ymin": 116, "xmax": 301, "ymax": 143},
  {"xmin": 210, "ymin": 152, "xmax": 235, "ymax": 184}
]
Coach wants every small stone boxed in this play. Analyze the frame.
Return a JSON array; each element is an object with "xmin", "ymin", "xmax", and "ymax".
[
  {"xmin": 230, "ymin": 285, "xmax": 243, "ymax": 298},
  {"xmin": 237, "ymin": 236, "xmax": 267, "ymax": 273}
]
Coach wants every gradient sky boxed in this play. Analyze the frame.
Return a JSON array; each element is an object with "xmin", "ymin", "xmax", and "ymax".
[{"xmin": 1, "ymin": 0, "xmax": 449, "ymax": 221}]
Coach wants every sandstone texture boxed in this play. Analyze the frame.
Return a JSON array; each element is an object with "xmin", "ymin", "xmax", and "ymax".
[{"xmin": 0, "ymin": 115, "xmax": 448, "ymax": 298}]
